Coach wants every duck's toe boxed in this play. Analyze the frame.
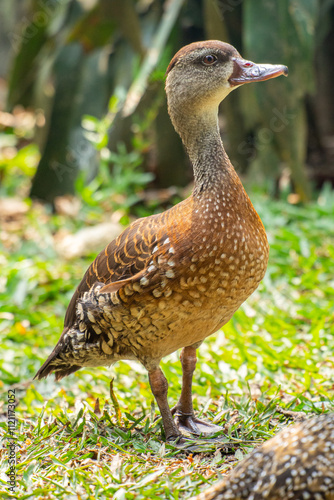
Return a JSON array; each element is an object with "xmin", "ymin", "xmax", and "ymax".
[{"xmin": 174, "ymin": 411, "xmax": 223, "ymax": 437}]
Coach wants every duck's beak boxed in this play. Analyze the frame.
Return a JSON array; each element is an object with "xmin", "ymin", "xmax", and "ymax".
[{"xmin": 229, "ymin": 57, "xmax": 288, "ymax": 86}]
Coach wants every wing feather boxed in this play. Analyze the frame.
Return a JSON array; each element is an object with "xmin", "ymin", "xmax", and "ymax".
[{"xmin": 63, "ymin": 210, "xmax": 175, "ymax": 328}]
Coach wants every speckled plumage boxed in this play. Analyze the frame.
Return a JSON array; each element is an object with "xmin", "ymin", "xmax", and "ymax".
[
  {"xmin": 193, "ymin": 413, "xmax": 334, "ymax": 500},
  {"xmin": 35, "ymin": 41, "xmax": 287, "ymax": 440}
]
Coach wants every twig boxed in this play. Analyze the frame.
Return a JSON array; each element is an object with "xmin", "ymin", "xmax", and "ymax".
[{"xmin": 122, "ymin": 0, "xmax": 185, "ymax": 117}]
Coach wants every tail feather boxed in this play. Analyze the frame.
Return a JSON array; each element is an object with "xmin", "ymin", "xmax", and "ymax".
[
  {"xmin": 34, "ymin": 358, "xmax": 81, "ymax": 380},
  {"xmin": 34, "ymin": 327, "xmax": 81, "ymax": 380}
]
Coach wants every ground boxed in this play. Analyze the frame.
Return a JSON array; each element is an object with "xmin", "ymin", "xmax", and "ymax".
[{"xmin": 1, "ymin": 188, "xmax": 334, "ymax": 499}]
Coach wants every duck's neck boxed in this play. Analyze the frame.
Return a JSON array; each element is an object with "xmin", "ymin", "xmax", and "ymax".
[{"xmin": 169, "ymin": 105, "xmax": 237, "ymax": 196}]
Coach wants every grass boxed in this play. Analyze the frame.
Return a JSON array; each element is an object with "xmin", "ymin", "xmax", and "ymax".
[{"xmin": 1, "ymin": 186, "xmax": 334, "ymax": 499}]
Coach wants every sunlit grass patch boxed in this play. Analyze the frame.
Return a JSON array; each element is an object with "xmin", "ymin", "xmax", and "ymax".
[{"xmin": 1, "ymin": 191, "xmax": 334, "ymax": 498}]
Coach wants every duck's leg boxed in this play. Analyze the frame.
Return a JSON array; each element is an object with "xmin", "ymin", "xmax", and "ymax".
[
  {"xmin": 172, "ymin": 345, "xmax": 222, "ymax": 436},
  {"xmin": 148, "ymin": 367, "xmax": 182, "ymax": 441}
]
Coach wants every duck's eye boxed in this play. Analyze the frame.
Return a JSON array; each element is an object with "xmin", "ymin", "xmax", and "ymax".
[{"xmin": 202, "ymin": 54, "xmax": 217, "ymax": 66}]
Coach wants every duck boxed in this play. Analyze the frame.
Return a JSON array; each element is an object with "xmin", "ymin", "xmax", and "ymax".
[
  {"xmin": 35, "ymin": 40, "xmax": 288, "ymax": 442},
  {"xmin": 192, "ymin": 412, "xmax": 334, "ymax": 500}
]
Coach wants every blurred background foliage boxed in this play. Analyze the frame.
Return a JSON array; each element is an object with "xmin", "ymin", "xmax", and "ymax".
[
  {"xmin": 1, "ymin": 0, "xmax": 334, "ymax": 205},
  {"xmin": 1, "ymin": 6, "xmax": 334, "ymax": 495}
]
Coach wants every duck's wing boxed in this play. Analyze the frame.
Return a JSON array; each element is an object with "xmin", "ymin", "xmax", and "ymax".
[
  {"xmin": 63, "ymin": 209, "xmax": 180, "ymax": 329},
  {"xmin": 34, "ymin": 200, "xmax": 193, "ymax": 380}
]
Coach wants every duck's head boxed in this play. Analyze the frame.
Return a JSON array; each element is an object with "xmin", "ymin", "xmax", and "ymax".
[{"xmin": 165, "ymin": 40, "xmax": 288, "ymax": 116}]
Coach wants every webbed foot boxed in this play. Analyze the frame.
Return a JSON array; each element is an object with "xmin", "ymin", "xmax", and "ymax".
[{"xmin": 173, "ymin": 410, "xmax": 223, "ymax": 436}]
